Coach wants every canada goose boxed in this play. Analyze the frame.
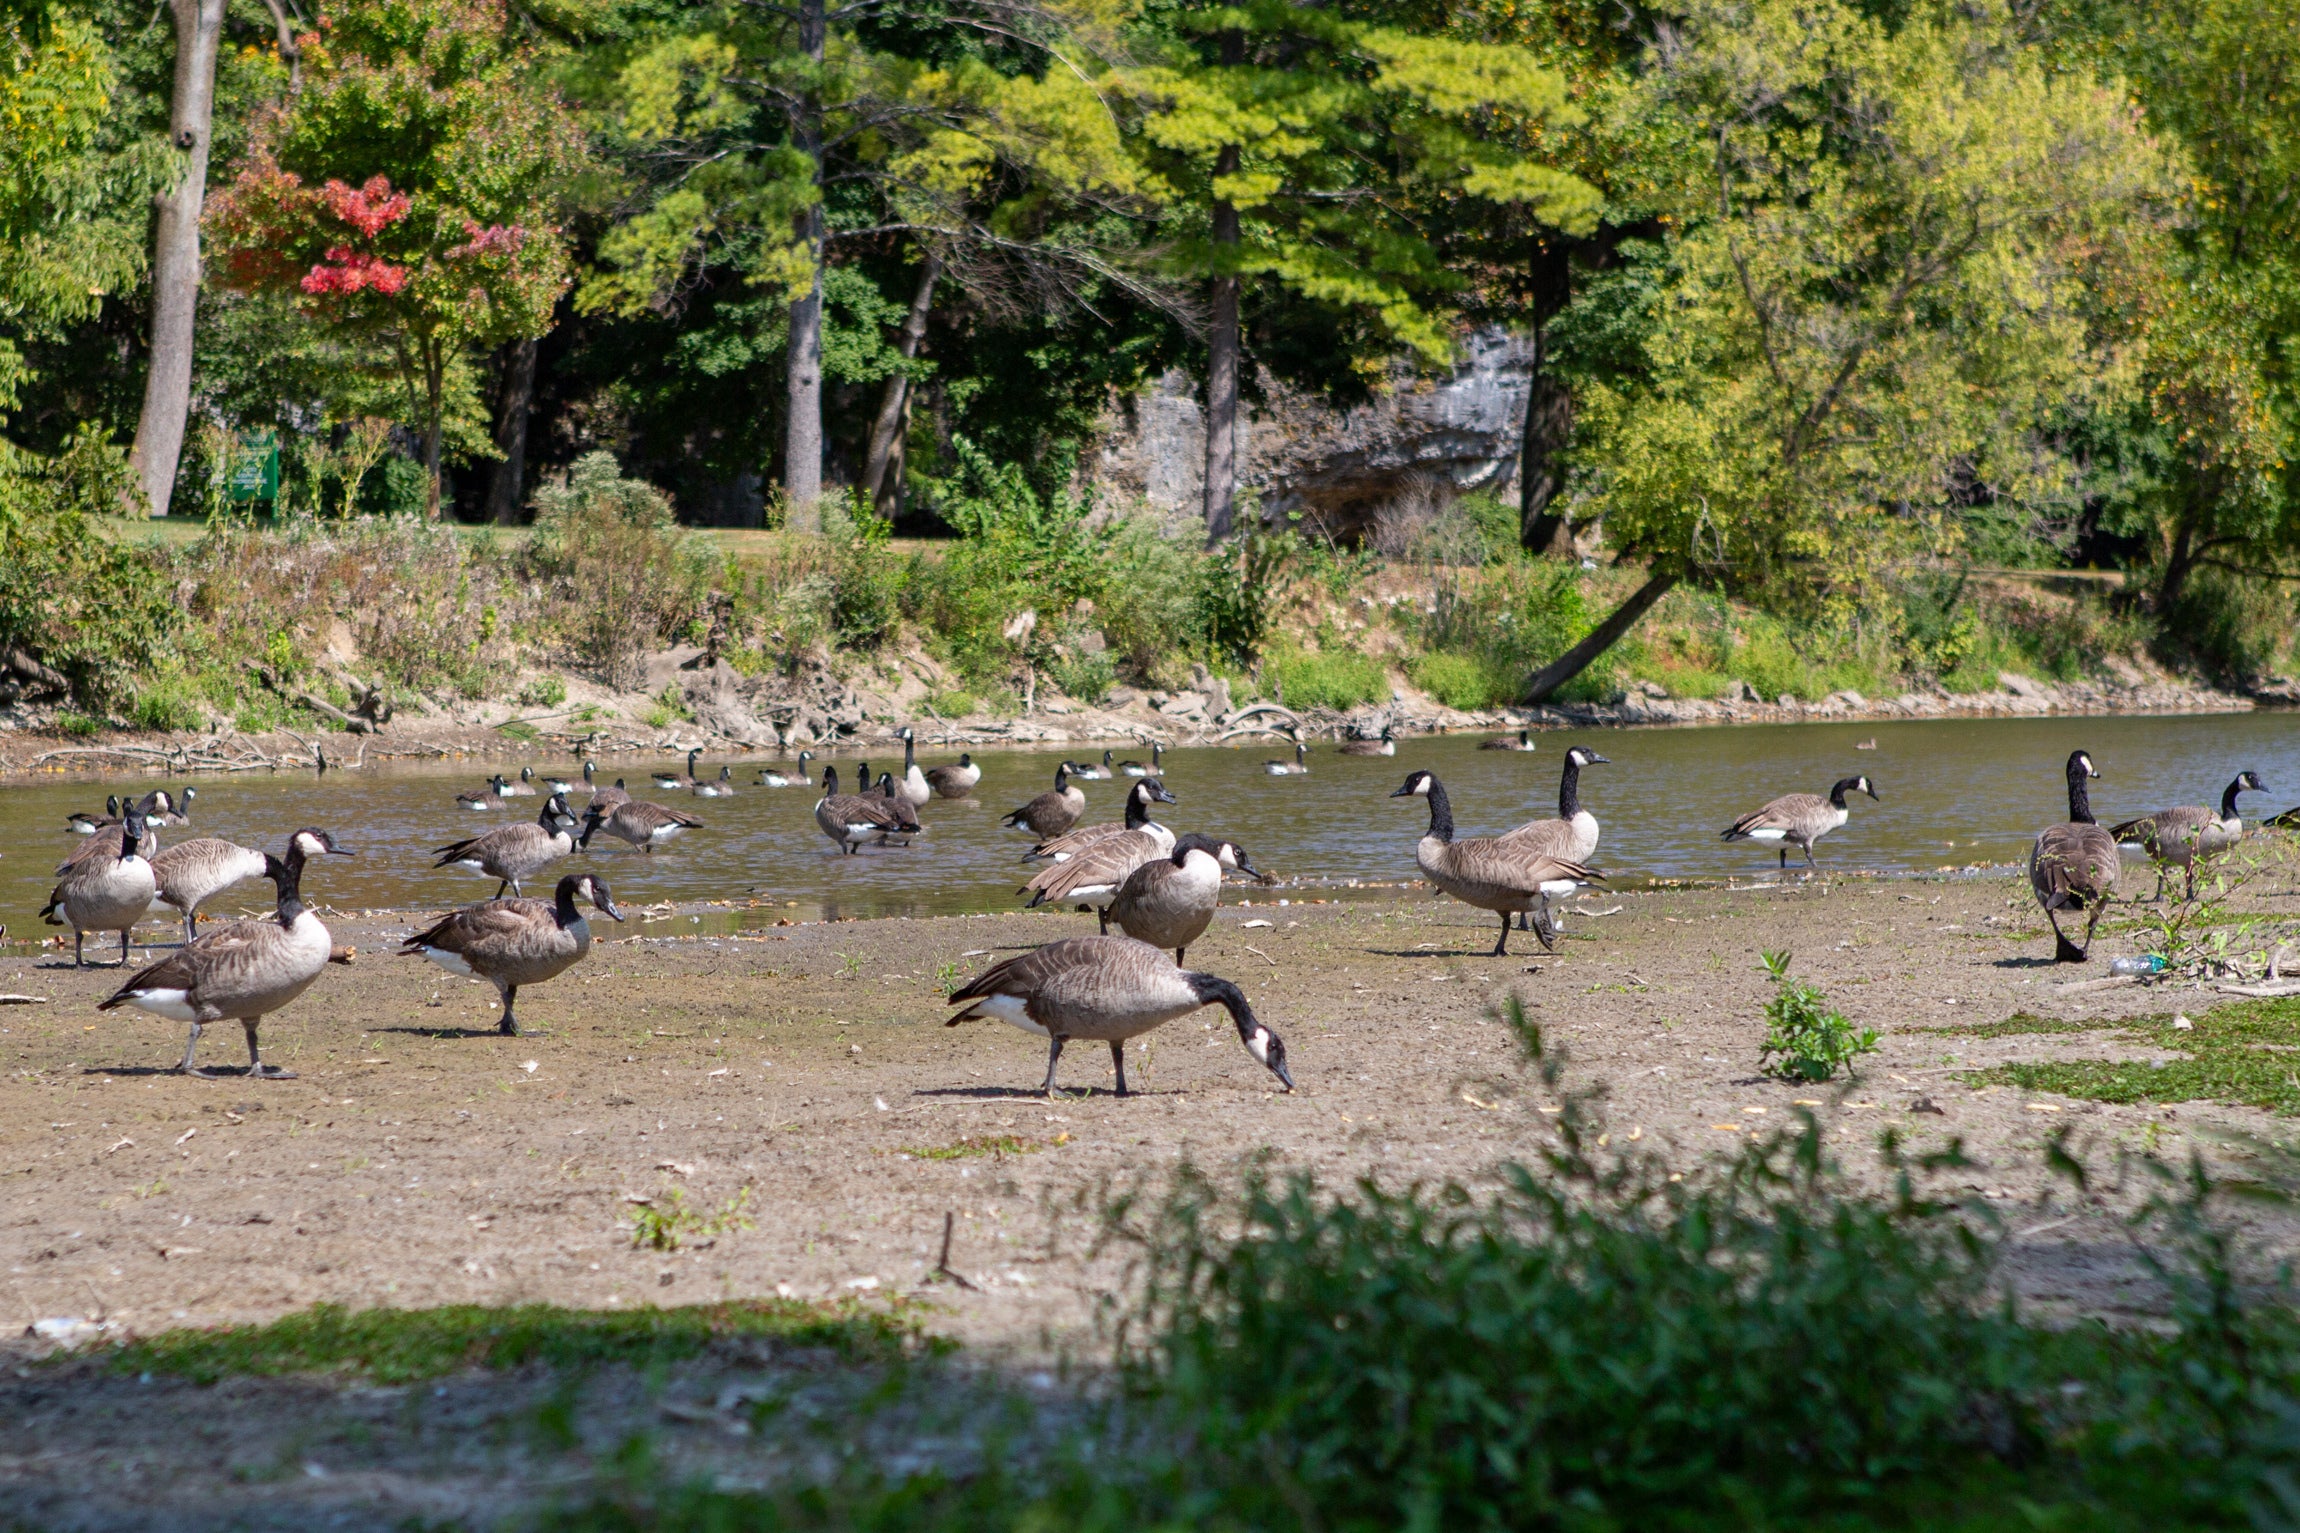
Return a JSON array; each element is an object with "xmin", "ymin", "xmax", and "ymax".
[
  {"xmin": 500, "ymin": 766, "xmax": 539, "ymax": 797},
  {"xmin": 1390, "ymin": 770, "xmax": 1603, "ymax": 956},
  {"xmin": 456, "ymin": 775, "xmax": 511, "ymax": 810},
  {"xmin": 873, "ymin": 770, "xmax": 924, "ymax": 843},
  {"xmin": 579, "ymin": 797, "xmax": 702, "ymax": 854},
  {"xmin": 1722, "ymin": 774, "xmax": 1877, "ymax": 872},
  {"xmin": 1029, "ymin": 778, "xmax": 1177, "ymax": 863},
  {"xmin": 2111, "ymin": 770, "xmax": 2266, "ymax": 901},
  {"xmin": 694, "ymin": 763, "xmax": 736, "ymax": 798},
  {"xmin": 1106, "ymin": 833, "xmax": 1262, "ymax": 964},
  {"xmin": 1339, "ymin": 724, "xmax": 1397, "ymax": 756},
  {"xmin": 98, "ymin": 828, "xmax": 351, "ymax": 1077},
  {"xmin": 2270, "ymin": 804, "xmax": 2300, "ymax": 831},
  {"xmin": 579, "ymin": 760, "xmax": 598, "ymax": 793},
  {"xmin": 59, "ymin": 791, "xmax": 183, "ymax": 862},
  {"xmin": 814, "ymin": 765, "xmax": 908, "ymax": 853},
  {"xmin": 894, "ymin": 727, "xmax": 932, "ymax": 808},
  {"xmin": 1481, "ymin": 728, "xmax": 1539, "ymax": 752},
  {"xmin": 1065, "ymin": 752, "xmax": 1113, "ymax": 781},
  {"xmin": 1855, "ymin": 738, "xmax": 1877, "ymax": 751},
  {"xmin": 1498, "ymin": 746, "xmax": 1610, "ymax": 935},
  {"xmin": 945, "ymin": 935, "xmax": 1293, "ymax": 1096},
  {"xmin": 590, "ymin": 777, "xmax": 632, "ymax": 812},
  {"xmin": 760, "ymin": 751, "xmax": 815, "ymax": 788},
  {"xmin": 1264, "ymin": 741, "xmax": 1309, "ymax": 776},
  {"xmin": 42, "ymin": 810, "xmax": 159, "ymax": 966},
  {"xmin": 2031, "ymin": 750, "xmax": 2120, "ymax": 963},
  {"xmin": 67, "ymin": 795, "xmax": 122, "ymax": 834},
  {"xmin": 434, "ymin": 793, "xmax": 579, "ymax": 896},
  {"xmin": 923, "ymin": 751, "xmax": 979, "ymax": 799},
  {"xmin": 399, "ymin": 872, "xmax": 623, "ymax": 1036},
  {"xmin": 149, "ymin": 836, "xmax": 272, "ymax": 944},
  {"xmin": 1023, "ymin": 781, "xmax": 1181, "ymax": 908},
  {"xmin": 1003, "ymin": 763, "xmax": 1086, "ymax": 838},
  {"xmin": 650, "ymin": 756, "xmax": 689, "ymax": 789},
  {"xmin": 543, "ymin": 772, "xmax": 574, "ymax": 794},
  {"xmin": 1118, "ymin": 744, "xmax": 1163, "ymax": 777}
]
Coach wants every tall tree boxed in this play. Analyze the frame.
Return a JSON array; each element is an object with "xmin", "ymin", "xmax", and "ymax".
[
  {"xmin": 208, "ymin": 0, "xmax": 583, "ymax": 517},
  {"xmin": 1522, "ymin": 0, "xmax": 2168, "ymax": 701},
  {"xmin": 1125, "ymin": 0, "xmax": 1600, "ymax": 542},
  {"xmin": 126, "ymin": 0, "xmax": 226, "ymax": 516}
]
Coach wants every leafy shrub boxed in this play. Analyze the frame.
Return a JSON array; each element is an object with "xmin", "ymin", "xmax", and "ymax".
[
  {"xmin": 1046, "ymin": 649, "xmax": 1115, "ymax": 705},
  {"xmin": 1263, "ymin": 644, "xmax": 1388, "ymax": 710},
  {"xmin": 518, "ymin": 675, "xmax": 567, "ymax": 708},
  {"xmin": 1197, "ymin": 528, "xmax": 1293, "ymax": 666},
  {"xmin": 131, "ymin": 675, "xmax": 207, "ymax": 733},
  {"xmin": 526, "ymin": 453, "xmax": 708, "ymax": 687},
  {"xmin": 1097, "ymin": 520, "xmax": 1203, "ymax": 684},
  {"xmin": 1419, "ymin": 559, "xmax": 1616, "ymax": 704},
  {"xmin": 924, "ymin": 688, "xmax": 977, "ymax": 718},
  {"xmin": 1408, "ymin": 649, "xmax": 1503, "ymax": 709},
  {"xmin": 1758, "ymin": 950, "xmax": 1877, "ymax": 1080},
  {"xmin": 822, "ymin": 499, "xmax": 905, "ymax": 650}
]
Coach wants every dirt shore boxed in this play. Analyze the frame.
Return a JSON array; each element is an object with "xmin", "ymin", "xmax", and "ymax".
[{"xmin": 2, "ymin": 877, "xmax": 2293, "ymax": 1528}]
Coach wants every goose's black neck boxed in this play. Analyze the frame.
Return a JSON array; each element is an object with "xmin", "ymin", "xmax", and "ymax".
[
  {"xmin": 2066, "ymin": 766, "xmax": 2096, "ymax": 826},
  {"xmin": 1424, "ymin": 778, "xmax": 1456, "ymax": 843},
  {"xmin": 1558, "ymin": 758, "xmax": 1582, "ymax": 820},
  {"xmin": 552, "ymin": 877, "xmax": 584, "ymax": 927},
  {"xmin": 904, "ymin": 735, "xmax": 917, "ymax": 771},
  {"xmin": 268, "ymin": 845, "xmax": 309, "ymax": 926},
  {"xmin": 820, "ymin": 766, "xmax": 840, "ymax": 795},
  {"xmin": 1829, "ymin": 777, "xmax": 1862, "ymax": 809},
  {"xmin": 2222, "ymin": 778, "xmax": 2247, "ymax": 819},
  {"xmin": 1189, "ymin": 972, "xmax": 1251, "ymax": 1026},
  {"xmin": 1124, "ymin": 787, "xmax": 1155, "ymax": 829}
]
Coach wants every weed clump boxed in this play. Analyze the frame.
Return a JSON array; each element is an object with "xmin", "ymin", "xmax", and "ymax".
[{"xmin": 1757, "ymin": 948, "xmax": 1879, "ymax": 1081}]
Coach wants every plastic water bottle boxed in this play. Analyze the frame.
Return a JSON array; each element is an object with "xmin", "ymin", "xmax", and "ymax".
[{"xmin": 2108, "ymin": 954, "xmax": 2166, "ymax": 977}]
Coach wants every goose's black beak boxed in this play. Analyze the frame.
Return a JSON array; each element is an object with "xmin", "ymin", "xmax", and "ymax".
[
  {"xmin": 1388, "ymin": 784, "xmax": 1415, "ymax": 798},
  {"xmin": 1866, "ymin": 784, "xmax": 1881, "ymax": 800},
  {"xmin": 1152, "ymin": 781, "xmax": 1178, "ymax": 804}
]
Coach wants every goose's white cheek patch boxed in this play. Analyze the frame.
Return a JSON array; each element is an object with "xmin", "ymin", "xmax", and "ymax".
[
  {"xmin": 419, "ymin": 948, "xmax": 476, "ymax": 979},
  {"xmin": 976, "ymin": 994, "xmax": 1047, "ymax": 1037},
  {"xmin": 1747, "ymin": 828, "xmax": 1788, "ymax": 842},
  {"xmin": 127, "ymin": 989, "xmax": 198, "ymax": 1023},
  {"xmin": 1246, "ymin": 1029, "xmax": 1274, "ymax": 1065}
]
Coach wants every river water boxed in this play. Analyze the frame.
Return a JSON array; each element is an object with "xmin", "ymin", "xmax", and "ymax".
[{"xmin": 3, "ymin": 713, "xmax": 2294, "ymax": 939}]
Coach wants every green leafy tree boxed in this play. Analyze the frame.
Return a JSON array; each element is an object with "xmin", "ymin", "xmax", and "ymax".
[
  {"xmin": 1527, "ymin": 0, "xmax": 2168, "ymax": 701},
  {"xmin": 208, "ymin": 0, "xmax": 584, "ymax": 517}
]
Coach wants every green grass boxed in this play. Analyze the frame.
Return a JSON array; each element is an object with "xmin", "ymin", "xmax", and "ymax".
[
  {"xmin": 1262, "ymin": 645, "xmax": 1389, "ymax": 710},
  {"xmin": 897, "ymin": 1135, "xmax": 1036, "ymax": 1161},
  {"xmin": 1969, "ymin": 996, "xmax": 2300, "ymax": 1115},
  {"xmin": 90, "ymin": 1299, "xmax": 922, "ymax": 1385}
]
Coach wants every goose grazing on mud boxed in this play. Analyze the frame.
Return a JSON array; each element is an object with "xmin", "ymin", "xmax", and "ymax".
[
  {"xmin": 1722, "ymin": 774, "xmax": 1877, "ymax": 872},
  {"xmin": 1003, "ymin": 762, "xmax": 1085, "ymax": 839},
  {"xmin": 399, "ymin": 872, "xmax": 622, "ymax": 1036},
  {"xmin": 434, "ymin": 793, "xmax": 579, "ymax": 896},
  {"xmin": 2111, "ymin": 770, "xmax": 2266, "ymax": 901},
  {"xmin": 924, "ymin": 751, "xmax": 979, "ymax": 799},
  {"xmin": 1105, "ymin": 834, "xmax": 1262, "ymax": 965},
  {"xmin": 456, "ymin": 775, "xmax": 511, "ymax": 810},
  {"xmin": 1118, "ymin": 743, "xmax": 1163, "ymax": 777},
  {"xmin": 1481, "ymin": 728, "xmax": 1539, "ymax": 752},
  {"xmin": 894, "ymin": 728, "xmax": 932, "ymax": 809},
  {"xmin": 1499, "ymin": 746, "xmax": 1610, "ymax": 937},
  {"xmin": 813, "ymin": 765, "xmax": 909, "ymax": 853},
  {"xmin": 42, "ymin": 809, "xmax": 159, "ymax": 967},
  {"xmin": 1390, "ymin": 771, "xmax": 1602, "ymax": 957},
  {"xmin": 945, "ymin": 935, "xmax": 1293, "ymax": 1097},
  {"xmin": 1264, "ymin": 741, "xmax": 1309, "ymax": 776},
  {"xmin": 98, "ymin": 828, "xmax": 352, "ymax": 1076},
  {"xmin": 579, "ymin": 796, "xmax": 702, "ymax": 854},
  {"xmin": 2031, "ymin": 750, "xmax": 2120, "ymax": 963},
  {"xmin": 1028, "ymin": 777, "xmax": 1176, "ymax": 863},
  {"xmin": 1022, "ymin": 780, "xmax": 1180, "ymax": 909},
  {"xmin": 149, "ymin": 836, "xmax": 272, "ymax": 944},
  {"xmin": 1339, "ymin": 724, "xmax": 1397, "ymax": 756},
  {"xmin": 760, "ymin": 752, "xmax": 815, "ymax": 788}
]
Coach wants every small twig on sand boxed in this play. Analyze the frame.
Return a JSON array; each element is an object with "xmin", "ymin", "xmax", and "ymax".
[{"xmin": 932, "ymin": 1211, "xmax": 978, "ymax": 1290}]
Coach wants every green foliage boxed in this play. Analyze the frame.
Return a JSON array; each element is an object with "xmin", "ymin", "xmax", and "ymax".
[
  {"xmin": 1416, "ymin": 558, "xmax": 1616, "ymax": 706},
  {"xmin": 1406, "ymin": 650, "xmax": 1493, "ymax": 711},
  {"xmin": 526, "ymin": 453, "xmax": 708, "ymax": 687},
  {"xmin": 518, "ymin": 674, "xmax": 567, "ymax": 708},
  {"xmin": 898, "ymin": 1135, "xmax": 1034, "ymax": 1161},
  {"xmin": 1261, "ymin": 645, "xmax": 1387, "ymax": 711},
  {"xmin": 1758, "ymin": 950, "xmax": 1878, "ymax": 1081},
  {"xmin": 1195, "ymin": 527, "xmax": 1293, "ymax": 667},
  {"xmin": 1976, "ymin": 997, "xmax": 2300, "ymax": 1115},
  {"xmin": 0, "ymin": 468, "xmax": 182, "ymax": 709},
  {"xmin": 628, "ymin": 1186, "xmax": 753, "ymax": 1253},
  {"xmin": 94, "ymin": 1298, "xmax": 911, "ymax": 1385}
]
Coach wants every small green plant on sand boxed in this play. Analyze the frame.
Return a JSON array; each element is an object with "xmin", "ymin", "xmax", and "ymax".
[
  {"xmin": 1758, "ymin": 950, "xmax": 1877, "ymax": 1081},
  {"xmin": 628, "ymin": 1186, "xmax": 753, "ymax": 1252}
]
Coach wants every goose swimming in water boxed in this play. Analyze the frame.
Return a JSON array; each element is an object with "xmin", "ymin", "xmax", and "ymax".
[
  {"xmin": 759, "ymin": 752, "xmax": 815, "ymax": 788},
  {"xmin": 923, "ymin": 751, "xmax": 979, "ymax": 799}
]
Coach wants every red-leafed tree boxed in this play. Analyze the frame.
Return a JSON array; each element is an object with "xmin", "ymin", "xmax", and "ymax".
[{"xmin": 209, "ymin": 0, "xmax": 583, "ymax": 518}]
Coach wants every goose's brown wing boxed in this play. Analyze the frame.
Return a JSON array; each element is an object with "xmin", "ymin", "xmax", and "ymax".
[
  {"xmin": 1025, "ymin": 831, "xmax": 1159, "ymax": 904},
  {"xmin": 1724, "ymin": 793, "xmax": 1826, "ymax": 839},
  {"xmin": 2108, "ymin": 805, "xmax": 2210, "ymax": 844},
  {"xmin": 1497, "ymin": 817, "xmax": 1578, "ymax": 855},
  {"xmin": 400, "ymin": 898, "xmax": 553, "ymax": 957},
  {"xmin": 1443, "ymin": 836, "xmax": 1601, "ymax": 895},
  {"xmin": 98, "ymin": 920, "xmax": 269, "ymax": 1009},
  {"xmin": 2030, "ymin": 823, "xmax": 2119, "ymax": 908}
]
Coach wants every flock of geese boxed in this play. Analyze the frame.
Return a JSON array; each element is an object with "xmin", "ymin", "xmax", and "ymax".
[{"xmin": 30, "ymin": 728, "xmax": 2289, "ymax": 1095}]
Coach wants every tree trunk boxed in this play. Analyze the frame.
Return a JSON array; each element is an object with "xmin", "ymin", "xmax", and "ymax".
[
  {"xmin": 257, "ymin": 0, "xmax": 300, "ymax": 90},
  {"xmin": 1520, "ymin": 572, "xmax": 1677, "ymax": 704},
  {"xmin": 863, "ymin": 250, "xmax": 939, "ymax": 517},
  {"xmin": 1202, "ymin": 145, "xmax": 1242, "ymax": 545},
  {"xmin": 422, "ymin": 351, "xmax": 445, "ymax": 520},
  {"xmin": 2158, "ymin": 507, "xmax": 2200, "ymax": 613},
  {"xmin": 128, "ymin": 0, "xmax": 227, "ymax": 519},
  {"xmin": 1517, "ymin": 327, "xmax": 1574, "ymax": 554},
  {"xmin": 486, "ymin": 335, "xmax": 536, "ymax": 526},
  {"xmin": 782, "ymin": 0, "xmax": 828, "ymax": 533}
]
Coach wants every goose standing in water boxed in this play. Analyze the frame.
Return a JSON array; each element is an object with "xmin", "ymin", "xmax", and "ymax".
[
  {"xmin": 58, "ymin": 791, "xmax": 182, "ymax": 864},
  {"xmin": 149, "ymin": 836, "xmax": 272, "ymax": 944},
  {"xmin": 456, "ymin": 775, "xmax": 512, "ymax": 810},
  {"xmin": 759, "ymin": 752, "xmax": 815, "ymax": 788},
  {"xmin": 1028, "ymin": 777, "xmax": 1176, "ymax": 862},
  {"xmin": 1264, "ymin": 741, "xmax": 1309, "ymax": 776},
  {"xmin": 589, "ymin": 777, "xmax": 632, "ymax": 812},
  {"xmin": 1022, "ymin": 780, "xmax": 1180, "ymax": 909},
  {"xmin": 2031, "ymin": 750, "xmax": 2119, "ymax": 963},
  {"xmin": 1105, "ymin": 834, "xmax": 1263, "ymax": 965},
  {"xmin": 1481, "ymin": 728, "xmax": 1539, "ymax": 752},
  {"xmin": 813, "ymin": 765, "xmax": 908, "ymax": 853},
  {"xmin": 1002, "ymin": 763, "xmax": 1086, "ymax": 839},
  {"xmin": 924, "ymin": 751, "xmax": 979, "ymax": 799},
  {"xmin": 43, "ymin": 809, "xmax": 159, "ymax": 966},
  {"xmin": 1339, "ymin": 724, "xmax": 1397, "ymax": 756},
  {"xmin": 1390, "ymin": 771, "xmax": 1602, "ymax": 956},
  {"xmin": 579, "ymin": 796, "xmax": 702, "ymax": 854},
  {"xmin": 2111, "ymin": 770, "xmax": 2266, "ymax": 901},
  {"xmin": 873, "ymin": 771, "xmax": 923, "ymax": 844},
  {"xmin": 500, "ymin": 766, "xmax": 539, "ymax": 797},
  {"xmin": 1721, "ymin": 774, "xmax": 1877, "ymax": 873},
  {"xmin": 894, "ymin": 727, "xmax": 933, "ymax": 809},
  {"xmin": 945, "ymin": 936, "xmax": 1293, "ymax": 1097},
  {"xmin": 399, "ymin": 873, "xmax": 622, "ymax": 1036},
  {"xmin": 1499, "ymin": 746, "xmax": 1609, "ymax": 937},
  {"xmin": 98, "ymin": 828, "xmax": 351, "ymax": 1076},
  {"xmin": 1118, "ymin": 743, "xmax": 1163, "ymax": 778},
  {"xmin": 434, "ymin": 793, "xmax": 580, "ymax": 896}
]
